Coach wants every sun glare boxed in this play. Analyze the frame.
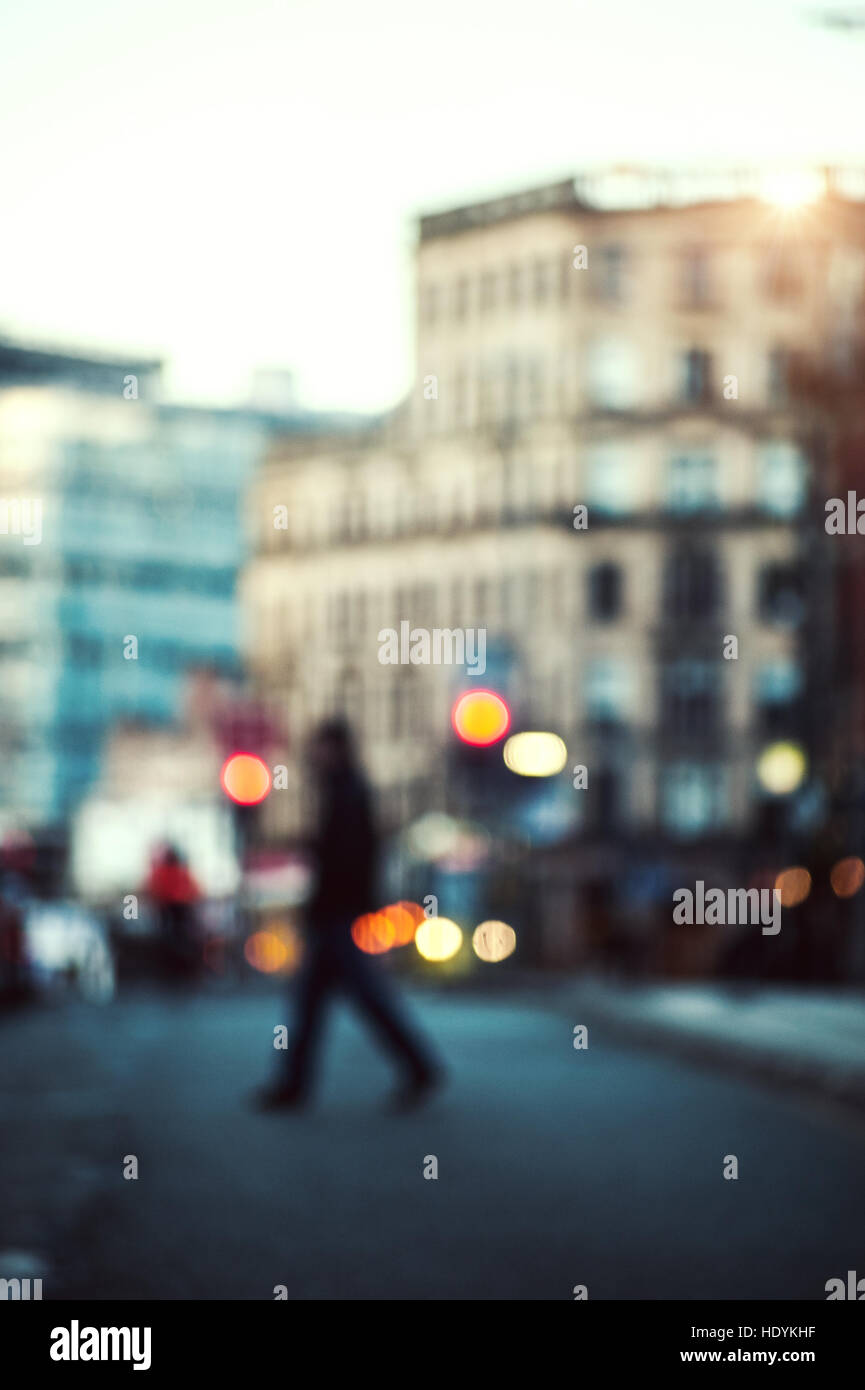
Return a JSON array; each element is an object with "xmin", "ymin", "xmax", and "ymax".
[{"xmin": 761, "ymin": 170, "xmax": 824, "ymax": 211}]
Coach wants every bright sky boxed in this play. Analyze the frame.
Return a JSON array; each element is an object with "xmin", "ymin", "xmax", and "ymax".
[{"xmin": 1, "ymin": 0, "xmax": 862, "ymax": 412}]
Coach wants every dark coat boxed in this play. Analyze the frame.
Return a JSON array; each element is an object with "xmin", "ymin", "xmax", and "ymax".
[{"xmin": 306, "ymin": 768, "xmax": 379, "ymax": 929}]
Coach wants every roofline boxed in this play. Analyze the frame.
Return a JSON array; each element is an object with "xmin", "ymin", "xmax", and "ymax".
[
  {"xmin": 0, "ymin": 337, "xmax": 163, "ymax": 375},
  {"xmin": 418, "ymin": 166, "xmax": 865, "ymax": 241}
]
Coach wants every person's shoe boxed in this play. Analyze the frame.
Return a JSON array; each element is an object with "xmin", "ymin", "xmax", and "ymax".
[
  {"xmin": 251, "ymin": 1082, "xmax": 308, "ymax": 1112},
  {"xmin": 386, "ymin": 1067, "xmax": 445, "ymax": 1113}
]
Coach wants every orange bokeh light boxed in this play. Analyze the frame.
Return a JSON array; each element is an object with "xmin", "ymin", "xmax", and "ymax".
[
  {"xmin": 221, "ymin": 752, "xmax": 272, "ymax": 805},
  {"xmin": 380, "ymin": 901, "xmax": 425, "ymax": 946},
  {"xmin": 244, "ymin": 930, "xmax": 289, "ymax": 973},
  {"xmin": 451, "ymin": 690, "xmax": 511, "ymax": 746},
  {"xmin": 351, "ymin": 912, "xmax": 395, "ymax": 954},
  {"xmin": 830, "ymin": 857, "xmax": 865, "ymax": 899},
  {"xmin": 774, "ymin": 866, "xmax": 812, "ymax": 908}
]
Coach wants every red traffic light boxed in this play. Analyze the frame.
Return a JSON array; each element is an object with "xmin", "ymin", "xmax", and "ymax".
[
  {"xmin": 220, "ymin": 752, "xmax": 272, "ymax": 805},
  {"xmin": 451, "ymin": 689, "xmax": 511, "ymax": 746}
]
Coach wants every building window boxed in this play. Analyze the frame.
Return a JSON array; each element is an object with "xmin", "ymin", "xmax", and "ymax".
[
  {"xmin": 453, "ymin": 368, "xmax": 468, "ymax": 429},
  {"xmin": 585, "ymin": 442, "xmax": 639, "ymax": 516},
  {"xmin": 333, "ymin": 593, "xmax": 350, "ymax": 642},
  {"xmin": 666, "ymin": 453, "xmax": 719, "ymax": 513},
  {"xmin": 586, "ymin": 337, "xmax": 639, "ymax": 409},
  {"xmin": 764, "ymin": 250, "xmax": 802, "ymax": 300},
  {"xmin": 457, "ymin": 486, "xmax": 475, "ymax": 528},
  {"xmin": 664, "ymin": 545, "xmax": 722, "ymax": 620},
  {"xmin": 422, "ymin": 283, "xmax": 439, "ymax": 327},
  {"xmin": 590, "ymin": 768, "xmax": 622, "ymax": 832},
  {"xmin": 546, "ymin": 566, "xmax": 566, "ymax": 622},
  {"xmin": 767, "ymin": 347, "xmax": 796, "ymax": 405},
  {"xmin": 556, "ymin": 354, "xmax": 571, "ymax": 413},
  {"xmin": 503, "ymin": 359, "xmax": 519, "ymax": 425},
  {"xmin": 390, "ymin": 683, "xmax": 404, "ymax": 740},
  {"xmin": 660, "ymin": 763, "xmax": 726, "ymax": 837},
  {"xmin": 502, "ymin": 456, "xmax": 521, "ymax": 515},
  {"xmin": 65, "ymin": 632, "xmax": 104, "ymax": 667},
  {"xmin": 559, "ymin": 250, "xmax": 573, "ymax": 300},
  {"xmin": 593, "ymin": 245, "xmax": 626, "ymax": 302},
  {"xmin": 584, "ymin": 657, "xmax": 634, "ymax": 725},
  {"xmin": 395, "ymin": 490, "xmax": 414, "ymax": 532},
  {"xmin": 0, "ymin": 552, "xmax": 30, "ymax": 579},
  {"xmin": 661, "ymin": 660, "xmax": 719, "ymax": 736},
  {"xmin": 501, "ymin": 573, "xmax": 518, "ymax": 624},
  {"xmin": 533, "ymin": 258, "xmax": 550, "ymax": 303},
  {"xmin": 508, "ymin": 264, "xmax": 524, "ymax": 307},
  {"xmin": 527, "ymin": 361, "xmax": 544, "ymax": 418},
  {"xmin": 680, "ymin": 248, "xmax": 713, "ymax": 308},
  {"xmin": 523, "ymin": 570, "xmax": 541, "ymax": 617},
  {"xmin": 348, "ymin": 492, "xmax": 367, "ymax": 540},
  {"xmin": 480, "ymin": 271, "xmax": 497, "ymax": 314},
  {"xmin": 678, "ymin": 349, "xmax": 712, "ymax": 404},
  {"xmin": 587, "ymin": 562, "xmax": 623, "ymax": 621},
  {"xmin": 393, "ymin": 586, "xmax": 409, "ymax": 624},
  {"xmin": 755, "ymin": 659, "xmax": 803, "ymax": 736},
  {"xmin": 758, "ymin": 442, "xmax": 807, "ymax": 517},
  {"xmin": 340, "ymin": 669, "xmax": 364, "ymax": 729},
  {"xmin": 449, "ymin": 578, "xmax": 465, "ymax": 624},
  {"xmin": 478, "ymin": 369, "xmax": 495, "ymax": 425},
  {"xmin": 759, "ymin": 563, "xmax": 804, "ymax": 626},
  {"xmin": 472, "ymin": 578, "xmax": 490, "ymax": 623},
  {"xmin": 454, "ymin": 276, "xmax": 470, "ymax": 321}
]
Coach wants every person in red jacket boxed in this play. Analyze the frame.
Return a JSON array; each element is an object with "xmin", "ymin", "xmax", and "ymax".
[{"xmin": 145, "ymin": 844, "xmax": 201, "ymax": 980}]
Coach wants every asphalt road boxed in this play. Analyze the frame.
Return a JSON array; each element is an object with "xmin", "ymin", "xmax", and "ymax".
[{"xmin": 2, "ymin": 983, "xmax": 864, "ymax": 1299}]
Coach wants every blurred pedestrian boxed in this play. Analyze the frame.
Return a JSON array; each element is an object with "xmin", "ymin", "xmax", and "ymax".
[
  {"xmin": 145, "ymin": 844, "xmax": 202, "ymax": 980},
  {"xmin": 256, "ymin": 718, "xmax": 443, "ymax": 1111},
  {"xmin": 0, "ymin": 836, "xmax": 35, "ymax": 1004},
  {"xmin": 0, "ymin": 883, "xmax": 29, "ymax": 1003}
]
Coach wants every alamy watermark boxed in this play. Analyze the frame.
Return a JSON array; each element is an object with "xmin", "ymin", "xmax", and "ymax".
[
  {"xmin": 50, "ymin": 1322, "xmax": 151, "ymax": 1370},
  {"xmin": 826, "ymin": 492, "xmax": 865, "ymax": 533},
  {"xmin": 0, "ymin": 1277, "xmax": 42, "ymax": 1300},
  {"xmin": 673, "ymin": 882, "xmax": 781, "ymax": 935},
  {"xmin": 378, "ymin": 621, "xmax": 486, "ymax": 676}
]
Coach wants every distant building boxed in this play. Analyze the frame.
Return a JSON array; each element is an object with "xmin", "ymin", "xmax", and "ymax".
[
  {"xmin": 248, "ymin": 368, "xmax": 298, "ymax": 417},
  {"xmin": 243, "ymin": 171, "xmax": 865, "ymax": 959},
  {"xmin": 0, "ymin": 339, "xmax": 344, "ymax": 830}
]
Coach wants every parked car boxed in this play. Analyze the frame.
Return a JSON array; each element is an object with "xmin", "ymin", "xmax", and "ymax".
[{"xmin": 23, "ymin": 900, "xmax": 116, "ymax": 1002}]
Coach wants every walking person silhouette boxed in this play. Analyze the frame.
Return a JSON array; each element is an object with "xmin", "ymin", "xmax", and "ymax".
[{"xmin": 256, "ymin": 719, "xmax": 443, "ymax": 1111}]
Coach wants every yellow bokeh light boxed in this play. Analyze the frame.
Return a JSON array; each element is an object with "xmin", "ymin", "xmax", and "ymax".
[
  {"xmin": 830, "ymin": 857, "xmax": 865, "ymax": 899},
  {"xmin": 472, "ymin": 920, "xmax": 517, "ymax": 962},
  {"xmin": 503, "ymin": 731, "xmax": 567, "ymax": 777},
  {"xmin": 244, "ymin": 930, "xmax": 289, "ymax": 973},
  {"xmin": 262, "ymin": 919, "xmax": 304, "ymax": 973},
  {"xmin": 414, "ymin": 916, "xmax": 463, "ymax": 962},
  {"xmin": 775, "ymin": 866, "xmax": 811, "ymax": 908},
  {"xmin": 757, "ymin": 742, "xmax": 807, "ymax": 795}
]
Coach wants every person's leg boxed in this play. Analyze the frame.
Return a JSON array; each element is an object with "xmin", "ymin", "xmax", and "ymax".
[
  {"xmin": 158, "ymin": 904, "xmax": 178, "ymax": 979},
  {"xmin": 336, "ymin": 935, "xmax": 440, "ymax": 1084},
  {"xmin": 279, "ymin": 941, "xmax": 334, "ymax": 1098}
]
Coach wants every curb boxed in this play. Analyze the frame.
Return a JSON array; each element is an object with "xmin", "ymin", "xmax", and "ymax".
[{"xmin": 559, "ymin": 986, "xmax": 865, "ymax": 1115}]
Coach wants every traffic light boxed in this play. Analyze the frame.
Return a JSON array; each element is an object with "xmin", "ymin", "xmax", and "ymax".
[
  {"xmin": 449, "ymin": 690, "xmax": 513, "ymax": 817},
  {"xmin": 220, "ymin": 752, "xmax": 271, "ymax": 866},
  {"xmin": 451, "ymin": 689, "xmax": 510, "ymax": 746},
  {"xmin": 220, "ymin": 752, "xmax": 272, "ymax": 805}
]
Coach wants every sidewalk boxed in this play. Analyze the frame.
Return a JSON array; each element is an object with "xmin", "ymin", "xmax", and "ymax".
[{"xmin": 563, "ymin": 976, "xmax": 865, "ymax": 1109}]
